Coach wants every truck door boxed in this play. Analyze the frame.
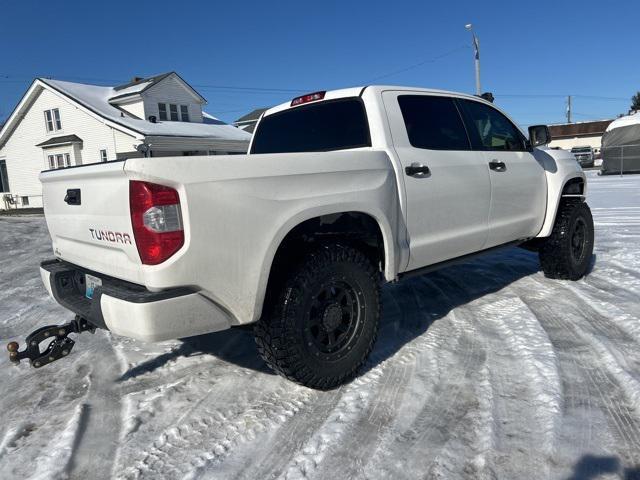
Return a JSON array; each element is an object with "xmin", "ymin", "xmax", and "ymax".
[
  {"xmin": 457, "ymin": 99, "xmax": 547, "ymax": 247},
  {"xmin": 382, "ymin": 92, "xmax": 491, "ymax": 271}
]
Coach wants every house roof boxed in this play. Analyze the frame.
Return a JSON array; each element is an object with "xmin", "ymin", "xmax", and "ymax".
[
  {"xmin": 113, "ymin": 72, "xmax": 172, "ymax": 92},
  {"xmin": 202, "ymin": 111, "xmax": 226, "ymax": 125},
  {"xmin": 548, "ymin": 120, "xmax": 614, "ymax": 139},
  {"xmin": 238, "ymin": 123, "xmax": 258, "ymax": 134},
  {"xmin": 109, "ymin": 72, "xmax": 207, "ymax": 103},
  {"xmin": 235, "ymin": 108, "xmax": 268, "ymax": 124},
  {"xmin": 35, "ymin": 134, "xmax": 83, "ymax": 147},
  {"xmin": 37, "ymin": 78, "xmax": 251, "ymax": 141}
]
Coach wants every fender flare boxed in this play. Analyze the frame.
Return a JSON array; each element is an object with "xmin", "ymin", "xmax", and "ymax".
[
  {"xmin": 537, "ymin": 173, "xmax": 586, "ymax": 238},
  {"xmin": 249, "ymin": 204, "xmax": 397, "ymax": 323}
]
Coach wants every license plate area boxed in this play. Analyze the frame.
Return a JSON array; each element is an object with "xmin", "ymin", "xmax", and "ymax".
[{"xmin": 85, "ymin": 274, "xmax": 102, "ymax": 299}]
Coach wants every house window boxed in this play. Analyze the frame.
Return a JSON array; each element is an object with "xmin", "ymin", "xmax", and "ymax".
[
  {"xmin": 48, "ymin": 155, "xmax": 55, "ymax": 169},
  {"xmin": 44, "ymin": 108, "xmax": 62, "ymax": 132},
  {"xmin": 100, "ymin": 149, "xmax": 108, "ymax": 162},
  {"xmin": 180, "ymin": 105, "xmax": 190, "ymax": 122},
  {"xmin": 169, "ymin": 104, "xmax": 179, "ymax": 121},
  {"xmin": 21, "ymin": 196, "xmax": 29, "ymax": 206},
  {"xmin": 0, "ymin": 160, "xmax": 9, "ymax": 192},
  {"xmin": 158, "ymin": 103, "xmax": 167, "ymax": 121},
  {"xmin": 64, "ymin": 153, "xmax": 72, "ymax": 167},
  {"xmin": 54, "ymin": 109, "xmax": 62, "ymax": 130},
  {"xmin": 56, "ymin": 154, "xmax": 64, "ymax": 168}
]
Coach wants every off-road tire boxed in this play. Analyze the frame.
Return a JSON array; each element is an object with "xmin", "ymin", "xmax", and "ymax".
[
  {"xmin": 539, "ymin": 200, "xmax": 594, "ymax": 280},
  {"xmin": 254, "ymin": 244, "xmax": 380, "ymax": 389}
]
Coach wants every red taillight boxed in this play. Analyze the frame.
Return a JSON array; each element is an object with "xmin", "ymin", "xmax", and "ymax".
[
  {"xmin": 290, "ymin": 91, "xmax": 326, "ymax": 106},
  {"xmin": 130, "ymin": 181, "xmax": 184, "ymax": 265}
]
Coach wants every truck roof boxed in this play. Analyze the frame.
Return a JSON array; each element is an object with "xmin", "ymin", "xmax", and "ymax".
[{"xmin": 263, "ymin": 85, "xmax": 491, "ymax": 118}]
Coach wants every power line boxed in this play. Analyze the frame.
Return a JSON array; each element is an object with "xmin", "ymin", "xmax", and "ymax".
[
  {"xmin": 193, "ymin": 84, "xmax": 307, "ymax": 93},
  {"xmin": 573, "ymin": 94, "xmax": 628, "ymax": 101},
  {"xmin": 497, "ymin": 93, "xmax": 628, "ymax": 101},
  {"xmin": 366, "ymin": 45, "xmax": 470, "ymax": 83},
  {"xmin": 496, "ymin": 94, "xmax": 566, "ymax": 98}
]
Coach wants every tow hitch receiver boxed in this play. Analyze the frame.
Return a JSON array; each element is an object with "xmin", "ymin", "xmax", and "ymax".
[{"xmin": 7, "ymin": 316, "xmax": 96, "ymax": 368}]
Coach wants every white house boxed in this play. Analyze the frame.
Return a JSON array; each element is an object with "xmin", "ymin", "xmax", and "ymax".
[{"xmin": 0, "ymin": 72, "xmax": 252, "ymax": 209}]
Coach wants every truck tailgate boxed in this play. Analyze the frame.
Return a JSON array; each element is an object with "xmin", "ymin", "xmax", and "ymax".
[{"xmin": 40, "ymin": 161, "xmax": 143, "ymax": 284}]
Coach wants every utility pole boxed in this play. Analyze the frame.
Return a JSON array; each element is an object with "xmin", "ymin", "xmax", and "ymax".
[
  {"xmin": 566, "ymin": 95, "xmax": 572, "ymax": 123},
  {"xmin": 465, "ymin": 24, "xmax": 481, "ymax": 95}
]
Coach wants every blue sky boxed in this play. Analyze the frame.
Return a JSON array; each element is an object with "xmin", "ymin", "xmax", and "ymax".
[{"xmin": 1, "ymin": 0, "xmax": 637, "ymax": 127}]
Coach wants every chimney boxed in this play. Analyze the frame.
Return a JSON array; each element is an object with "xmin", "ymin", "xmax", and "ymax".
[{"xmin": 130, "ymin": 76, "xmax": 144, "ymax": 84}]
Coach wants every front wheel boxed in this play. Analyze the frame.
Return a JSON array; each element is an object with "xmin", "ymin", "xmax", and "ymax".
[
  {"xmin": 254, "ymin": 244, "xmax": 380, "ymax": 389},
  {"xmin": 539, "ymin": 200, "xmax": 594, "ymax": 280}
]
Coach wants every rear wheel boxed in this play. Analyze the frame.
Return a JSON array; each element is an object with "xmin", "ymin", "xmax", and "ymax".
[
  {"xmin": 539, "ymin": 200, "xmax": 594, "ymax": 280},
  {"xmin": 254, "ymin": 244, "xmax": 380, "ymax": 389}
]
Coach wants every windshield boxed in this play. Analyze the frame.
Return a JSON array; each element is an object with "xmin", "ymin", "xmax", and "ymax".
[{"xmin": 251, "ymin": 98, "xmax": 371, "ymax": 154}]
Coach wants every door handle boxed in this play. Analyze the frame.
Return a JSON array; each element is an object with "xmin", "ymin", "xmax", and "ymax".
[
  {"xmin": 64, "ymin": 189, "xmax": 81, "ymax": 205},
  {"xmin": 489, "ymin": 160, "xmax": 506, "ymax": 172},
  {"xmin": 405, "ymin": 163, "xmax": 431, "ymax": 177}
]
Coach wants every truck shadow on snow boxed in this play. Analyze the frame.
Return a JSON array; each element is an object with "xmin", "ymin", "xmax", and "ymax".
[
  {"xmin": 568, "ymin": 454, "xmax": 640, "ymax": 480},
  {"xmin": 117, "ymin": 328, "xmax": 271, "ymax": 382},
  {"xmin": 119, "ymin": 247, "xmax": 592, "ymax": 381},
  {"xmin": 360, "ymin": 246, "xmax": 547, "ymax": 376},
  {"xmin": 118, "ymin": 247, "xmax": 596, "ymax": 383}
]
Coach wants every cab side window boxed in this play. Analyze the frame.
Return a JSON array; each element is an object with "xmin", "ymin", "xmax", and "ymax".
[
  {"xmin": 459, "ymin": 99, "xmax": 526, "ymax": 151},
  {"xmin": 398, "ymin": 95, "xmax": 470, "ymax": 150}
]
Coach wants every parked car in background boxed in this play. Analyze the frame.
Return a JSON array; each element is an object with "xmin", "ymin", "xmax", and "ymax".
[{"xmin": 571, "ymin": 146, "xmax": 595, "ymax": 168}]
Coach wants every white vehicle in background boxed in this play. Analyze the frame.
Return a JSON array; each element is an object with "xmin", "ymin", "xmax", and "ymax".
[
  {"xmin": 8, "ymin": 86, "xmax": 594, "ymax": 389},
  {"xmin": 571, "ymin": 146, "xmax": 595, "ymax": 168}
]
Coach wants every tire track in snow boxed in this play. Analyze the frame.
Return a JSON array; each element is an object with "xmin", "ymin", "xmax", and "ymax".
[
  {"xmin": 511, "ymin": 276, "xmax": 640, "ymax": 470},
  {"xmin": 528, "ymin": 277, "xmax": 640, "ymax": 405},
  {"xmin": 306, "ymin": 276, "xmax": 479, "ymax": 480},
  {"xmin": 221, "ymin": 388, "xmax": 343, "ymax": 480},
  {"xmin": 362, "ymin": 308, "xmax": 485, "ymax": 479},
  {"xmin": 272, "ymin": 279, "xmax": 446, "ymax": 480},
  {"xmin": 270, "ymin": 349, "xmax": 393, "ymax": 479},
  {"xmin": 120, "ymin": 381, "xmax": 316, "ymax": 480},
  {"xmin": 65, "ymin": 337, "xmax": 123, "ymax": 480},
  {"xmin": 464, "ymin": 295, "xmax": 561, "ymax": 479}
]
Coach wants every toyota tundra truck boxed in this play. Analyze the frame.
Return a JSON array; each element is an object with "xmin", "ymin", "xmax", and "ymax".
[{"xmin": 8, "ymin": 86, "xmax": 594, "ymax": 389}]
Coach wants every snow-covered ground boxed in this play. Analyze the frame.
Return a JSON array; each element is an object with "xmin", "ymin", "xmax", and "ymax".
[{"xmin": 1, "ymin": 171, "xmax": 639, "ymax": 480}]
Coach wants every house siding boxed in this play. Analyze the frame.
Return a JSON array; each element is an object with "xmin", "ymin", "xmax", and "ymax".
[
  {"xmin": 0, "ymin": 86, "xmax": 136, "ymax": 208},
  {"xmin": 116, "ymin": 98, "xmax": 146, "ymax": 119},
  {"xmin": 143, "ymin": 75, "xmax": 204, "ymax": 123}
]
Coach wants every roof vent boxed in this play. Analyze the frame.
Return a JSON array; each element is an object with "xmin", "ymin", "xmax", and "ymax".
[{"xmin": 148, "ymin": 115, "xmax": 157, "ymax": 123}]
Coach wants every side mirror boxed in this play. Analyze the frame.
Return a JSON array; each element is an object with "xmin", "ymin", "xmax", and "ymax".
[{"xmin": 528, "ymin": 125, "xmax": 551, "ymax": 147}]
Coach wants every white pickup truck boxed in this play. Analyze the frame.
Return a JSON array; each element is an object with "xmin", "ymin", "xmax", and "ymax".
[{"xmin": 13, "ymin": 86, "xmax": 594, "ymax": 389}]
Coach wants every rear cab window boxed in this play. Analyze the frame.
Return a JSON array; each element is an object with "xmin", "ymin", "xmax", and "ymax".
[{"xmin": 250, "ymin": 98, "xmax": 371, "ymax": 154}]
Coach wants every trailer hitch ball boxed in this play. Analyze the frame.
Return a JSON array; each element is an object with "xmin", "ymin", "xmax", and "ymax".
[{"xmin": 7, "ymin": 316, "xmax": 96, "ymax": 368}]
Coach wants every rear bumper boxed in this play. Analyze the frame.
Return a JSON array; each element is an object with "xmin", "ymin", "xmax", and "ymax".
[{"xmin": 40, "ymin": 259, "xmax": 232, "ymax": 342}]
